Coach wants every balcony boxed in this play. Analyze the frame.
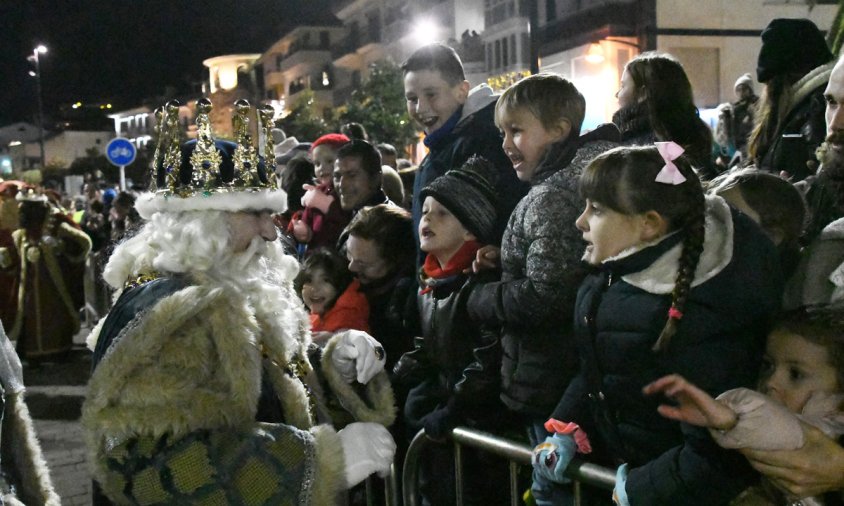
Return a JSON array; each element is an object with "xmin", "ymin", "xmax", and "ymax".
[
  {"xmin": 332, "ymin": 30, "xmax": 383, "ymax": 60},
  {"xmin": 539, "ymin": 0, "xmax": 644, "ymax": 54},
  {"xmin": 265, "ymin": 70, "xmax": 285, "ymax": 87},
  {"xmin": 278, "ymin": 49, "xmax": 333, "ymax": 73}
]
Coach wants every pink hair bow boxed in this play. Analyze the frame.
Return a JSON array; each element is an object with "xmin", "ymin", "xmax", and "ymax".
[{"xmin": 654, "ymin": 141, "xmax": 686, "ymax": 185}]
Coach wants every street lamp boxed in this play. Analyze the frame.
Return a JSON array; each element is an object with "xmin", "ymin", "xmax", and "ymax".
[{"xmin": 29, "ymin": 44, "xmax": 48, "ymax": 169}]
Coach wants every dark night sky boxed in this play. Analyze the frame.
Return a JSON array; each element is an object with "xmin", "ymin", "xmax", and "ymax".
[{"xmin": 0, "ymin": 0, "xmax": 331, "ymax": 125}]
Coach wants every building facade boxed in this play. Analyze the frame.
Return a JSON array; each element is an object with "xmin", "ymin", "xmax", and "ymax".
[{"xmin": 260, "ymin": 0, "xmax": 836, "ymax": 130}]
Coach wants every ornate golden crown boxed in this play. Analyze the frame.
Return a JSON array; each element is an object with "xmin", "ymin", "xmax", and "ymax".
[
  {"xmin": 136, "ymin": 98, "xmax": 287, "ymax": 219},
  {"xmin": 149, "ymin": 98, "xmax": 278, "ymax": 197}
]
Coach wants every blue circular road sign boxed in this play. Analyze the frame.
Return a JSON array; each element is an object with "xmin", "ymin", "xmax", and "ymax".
[{"xmin": 106, "ymin": 137, "xmax": 137, "ymax": 167}]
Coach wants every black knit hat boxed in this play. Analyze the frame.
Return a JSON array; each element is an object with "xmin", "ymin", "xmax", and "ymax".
[
  {"xmin": 419, "ymin": 156, "xmax": 499, "ymax": 244},
  {"xmin": 757, "ymin": 18, "xmax": 832, "ymax": 83}
]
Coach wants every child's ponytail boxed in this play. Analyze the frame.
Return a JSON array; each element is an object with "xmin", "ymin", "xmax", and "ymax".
[{"xmin": 652, "ymin": 192, "xmax": 705, "ymax": 352}]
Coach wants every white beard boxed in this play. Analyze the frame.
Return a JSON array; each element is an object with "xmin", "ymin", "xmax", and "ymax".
[{"xmin": 214, "ymin": 238, "xmax": 312, "ymax": 360}]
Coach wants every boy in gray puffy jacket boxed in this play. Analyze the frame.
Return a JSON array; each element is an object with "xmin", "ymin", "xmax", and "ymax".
[{"xmin": 466, "ymin": 73, "xmax": 619, "ymax": 505}]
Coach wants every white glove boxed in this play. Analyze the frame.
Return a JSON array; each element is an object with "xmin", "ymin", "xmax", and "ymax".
[
  {"xmin": 338, "ymin": 422, "xmax": 396, "ymax": 488},
  {"xmin": 331, "ymin": 330, "xmax": 386, "ymax": 384}
]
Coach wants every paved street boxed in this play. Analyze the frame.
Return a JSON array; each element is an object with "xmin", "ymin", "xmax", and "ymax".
[{"xmin": 23, "ymin": 331, "xmax": 92, "ymax": 505}]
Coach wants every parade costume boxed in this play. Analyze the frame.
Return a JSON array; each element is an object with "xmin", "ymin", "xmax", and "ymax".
[
  {"xmin": 3, "ymin": 192, "xmax": 91, "ymax": 359},
  {"xmin": 82, "ymin": 99, "xmax": 396, "ymax": 505},
  {"xmin": 0, "ymin": 183, "xmax": 21, "ymax": 329},
  {"xmin": 0, "ymin": 321, "xmax": 60, "ymax": 505}
]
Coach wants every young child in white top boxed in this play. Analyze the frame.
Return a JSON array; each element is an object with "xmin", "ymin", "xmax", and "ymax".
[{"xmin": 645, "ymin": 305, "xmax": 844, "ymax": 505}]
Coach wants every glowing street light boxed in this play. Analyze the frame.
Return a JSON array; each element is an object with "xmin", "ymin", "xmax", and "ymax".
[
  {"xmin": 30, "ymin": 44, "xmax": 48, "ymax": 168},
  {"xmin": 412, "ymin": 19, "xmax": 439, "ymax": 47}
]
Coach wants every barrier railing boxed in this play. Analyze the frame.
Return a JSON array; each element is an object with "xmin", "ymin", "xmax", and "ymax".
[{"xmin": 401, "ymin": 426, "xmax": 617, "ymax": 506}]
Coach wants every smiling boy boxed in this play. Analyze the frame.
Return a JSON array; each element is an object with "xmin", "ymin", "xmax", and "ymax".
[
  {"xmin": 466, "ymin": 73, "xmax": 620, "ymax": 504},
  {"xmin": 402, "ymin": 43, "xmax": 527, "ymax": 263}
]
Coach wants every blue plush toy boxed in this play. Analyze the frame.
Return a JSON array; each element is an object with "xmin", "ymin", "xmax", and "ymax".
[{"xmin": 531, "ymin": 420, "xmax": 592, "ymax": 484}]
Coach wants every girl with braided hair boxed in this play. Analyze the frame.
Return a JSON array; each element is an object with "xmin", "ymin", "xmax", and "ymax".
[{"xmin": 530, "ymin": 143, "xmax": 783, "ymax": 505}]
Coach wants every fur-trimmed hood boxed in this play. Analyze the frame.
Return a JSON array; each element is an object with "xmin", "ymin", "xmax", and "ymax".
[
  {"xmin": 457, "ymin": 84, "xmax": 498, "ymax": 128},
  {"xmin": 607, "ymin": 195, "xmax": 734, "ymax": 294},
  {"xmin": 789, "ymin": 61, "xmax": 835, "ymax": 112},
  {"xmin": 820, "ymin": 216, "xmax": 844, "ymax": 240}
]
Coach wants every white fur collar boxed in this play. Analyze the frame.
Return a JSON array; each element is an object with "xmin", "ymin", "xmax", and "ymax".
[
  {"xmin": 820, "ymin": 217, "xmax": 844, "ymax": 240},
  {"xmin": 613, "ymin": 195, "xmax": 734, "ymax": 294},
  {"xmin": 135, "ymin": 189, "xmax": 287, "ymax": 220},
  {"xmin": 459, "ymin": 84, "xmax": 498, "ymax": 125}
]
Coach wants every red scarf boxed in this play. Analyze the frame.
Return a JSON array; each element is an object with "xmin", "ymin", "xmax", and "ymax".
[{"xmin": 420, "ymin": 240, "xmax": 481, "ymax": 294}]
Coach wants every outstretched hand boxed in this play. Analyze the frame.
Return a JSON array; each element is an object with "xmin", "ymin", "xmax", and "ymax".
[
  {"xmin": 642, "ymin": 374, "xmax": 737, "ymax": 431},
  {"xmin": 742, "ymin": 423, "xmax": 844, "ymax": 498}
]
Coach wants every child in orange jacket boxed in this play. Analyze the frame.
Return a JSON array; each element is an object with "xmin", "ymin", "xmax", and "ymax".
[{"xmin": 296, "ymin": 248, "xmax": 369, "ymax": 346}]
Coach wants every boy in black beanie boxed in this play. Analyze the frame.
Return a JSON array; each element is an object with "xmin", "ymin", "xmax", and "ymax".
[{"xmin": 393, "ymin": 155, "xmax": 512, "ymax": 505}]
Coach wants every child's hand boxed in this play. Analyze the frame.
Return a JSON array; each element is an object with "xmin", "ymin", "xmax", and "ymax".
[
  {"xmin": 469, "ymin": 245, "xmax": 500, "ymax": 273},
  {"xmin": 643, "ymin": 374, "xmax": 737, "ymax": 431},
  {"xmin": 301, "ymin": 184, "xmax": 334, "ymax": 214},
  {"xmin": 292, "ymin": 219, "xmax": 313, "ymax": 243}
]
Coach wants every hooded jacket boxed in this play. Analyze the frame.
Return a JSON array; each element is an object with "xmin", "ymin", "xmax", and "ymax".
[
  {"xmin": 784, "ymin": 216, "xmax": 844, "ymax": 308},
  {"xmin": 758, "ymin": 62, "xmax": 834, "ymax": 182},
  {"xmin": 467, "ymin": 124, "xmax": 619, "ymax": 417},
  {"xmin": 552, "ymin": 196, "xmax": 783, "ymax": 505}
]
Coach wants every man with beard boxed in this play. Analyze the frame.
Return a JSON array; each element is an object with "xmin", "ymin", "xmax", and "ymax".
[
  {"xmin": 795, "ymin": 128, "xmax": 844, "ymax": 245},
  {"xmin": 760, "ymin": 57, "xmax": 844, "ymax": 499},
  {"xmin": 783, "ymin": 56, "xmax": 844, "ymax": 310},
  {"xmin": 82, "ymin": 100, "xmax": 396, "ymax": 505}
]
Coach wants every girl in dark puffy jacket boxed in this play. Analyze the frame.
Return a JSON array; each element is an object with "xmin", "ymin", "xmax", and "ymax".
[{"xmin": 531, "ymin": 143, "xmax": 783, "ymax": 505}]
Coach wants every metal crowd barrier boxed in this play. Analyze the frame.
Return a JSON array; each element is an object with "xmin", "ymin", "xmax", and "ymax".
[{"xmin": 400, "ymin": 426, "xmax": 617, "ymax": 506}]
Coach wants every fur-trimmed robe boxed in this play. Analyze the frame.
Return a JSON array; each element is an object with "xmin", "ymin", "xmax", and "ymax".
[
  {"xmin": 9, "ymin": 219, "xmax": 91, "ymax": 358},
  {"xmin": 0, "ymin": 323, "xmax": 59, "ymax": 505},
  {"xmin": 83, "ymin": 278, "xmax": 395, "ymax": 505}
]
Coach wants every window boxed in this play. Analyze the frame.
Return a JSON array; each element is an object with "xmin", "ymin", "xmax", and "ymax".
[
  {"xmin": 502, "ymin": 37, "xmax": 509, "ymax": 67},
  {"xmin": 495, "ymin": 39, "xmax": 502, "ymax": 69},
  {"xmin": 485, "ymin": 0, "xmax": 509, "ymax": 26},
  {"xmin": 545, "ymin": 0, "xmax": 557, "ymax": 21},
  {"xmin": 487, "ymin": 43, "xmax": 493, "ymax": 71}
]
